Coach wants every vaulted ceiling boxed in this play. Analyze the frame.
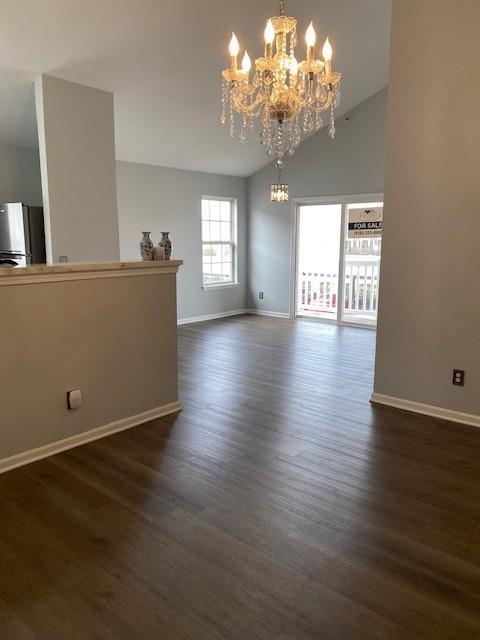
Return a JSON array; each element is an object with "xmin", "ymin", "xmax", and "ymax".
[{"xmin": 0, "ymin": 0, "xmax": 391, "ymax": 177}]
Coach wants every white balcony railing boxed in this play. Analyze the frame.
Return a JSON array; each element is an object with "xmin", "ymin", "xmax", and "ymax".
[{"xmin": 298, "ymin": 260, "xmax": 380, "ymax": 320}]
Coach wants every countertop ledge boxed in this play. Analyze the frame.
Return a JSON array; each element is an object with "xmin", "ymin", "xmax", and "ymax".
[{"xmin": 0, "ymin": 260, "xmax": 183, "ymax": 285}]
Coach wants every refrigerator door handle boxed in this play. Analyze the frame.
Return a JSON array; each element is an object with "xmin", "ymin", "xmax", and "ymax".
[{"xmin": 0, "ymin": 250, "xmax": 28, "ymax": 257}]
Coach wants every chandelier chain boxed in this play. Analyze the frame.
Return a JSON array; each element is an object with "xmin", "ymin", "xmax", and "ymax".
[{"xmin": 280, "ymin": 0, "xmax": 285, "ymax": 16}]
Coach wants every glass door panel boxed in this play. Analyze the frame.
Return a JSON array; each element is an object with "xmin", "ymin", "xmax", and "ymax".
[
  {"xmin": 296, "ymin": 204, "xmax": 342, "ymax": 320},
  {"xmin": 342, "ymin": 202, "xmax": 383, "ymax": 325}
]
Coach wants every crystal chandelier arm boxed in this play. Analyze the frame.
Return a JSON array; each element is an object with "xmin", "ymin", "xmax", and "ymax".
[
  {"xmin": 292, "ymin": 80, "xmax": 333, "ymax": 112},
  {"xmin": 310, "ymin": 92, "xmax": 334, "ymax": 113},
  {"xmin": 231, "ymin": 85, "xmax": 266, "ymax": 115}
]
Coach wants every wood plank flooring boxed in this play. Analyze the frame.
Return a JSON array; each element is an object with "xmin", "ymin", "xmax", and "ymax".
[{"xmin": 1, "ymin": 315, "xmax": 479, "ymax": 639}]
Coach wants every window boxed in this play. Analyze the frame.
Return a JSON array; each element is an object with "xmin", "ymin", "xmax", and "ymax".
[{"xmin": 201, "ymin": 197, "xmax": 237, "ymax": 287}]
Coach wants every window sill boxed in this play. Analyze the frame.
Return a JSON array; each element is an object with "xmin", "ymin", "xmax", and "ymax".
[{"xmin": 202, "ymin": 282, "xmax": 239, "ymax": 292}]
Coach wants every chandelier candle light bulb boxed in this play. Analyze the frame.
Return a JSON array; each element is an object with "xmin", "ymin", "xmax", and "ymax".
[
  {"xmin": 264, "ymin": 19, "xmax": 275, "ymax": 57},
  {"xmin": 229, "ymin": 32, "xmax": 240, "ymax": 71},
  {"xmin": 305, "ymin": 22, "xmax": 316, "ymax": 61},
  {"xmin": 323, "ymin": 37, "xmax": 333, "ymax": 75},
  {"xmin": 242, "ymin": 51, "xmax": 252, "ymax": 74}
]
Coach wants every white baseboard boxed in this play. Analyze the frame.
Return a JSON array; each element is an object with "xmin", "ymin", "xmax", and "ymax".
[
  {"xmin": 178, "ymin": 309, "xmax": 248, "ymax": 325},
  {"xmin": 177, "ymin": 308, "xmax": 291, "ymax": 325},
  {"xmin": 370, "ymin": 393, "xmax": 480, "ymax": 429},
  {"xmin": 246, "ymin": 309, "xmax": 291, "ymax": 319},
  {"xmin": 0, "ymin": 401, "xmax": 182, "ymax": 475}
]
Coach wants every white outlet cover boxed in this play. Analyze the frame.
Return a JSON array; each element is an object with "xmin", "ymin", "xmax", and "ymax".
[{"xmin": 67, "ymin": 389, "xmax": 82, "ymax": 410}]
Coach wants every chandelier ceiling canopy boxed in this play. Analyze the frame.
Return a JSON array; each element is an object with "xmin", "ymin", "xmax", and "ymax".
[{"xmin": 221, "ymin": 0, "xmax": 342, "ymax": 191}]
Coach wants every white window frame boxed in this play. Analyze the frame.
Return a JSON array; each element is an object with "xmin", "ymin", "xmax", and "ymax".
[
  {"xmin": 290, "ymin": 193, "xmax": 384, "ymax": 328},
  {"xmin": 201, "ymin": 196, "xmax": 238, "ymax": 290}
]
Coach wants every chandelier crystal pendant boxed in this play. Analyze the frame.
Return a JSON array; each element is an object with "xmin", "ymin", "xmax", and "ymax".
[{"xmin": 221, "ymin": 0, "xmax": 342, "ymax": 188}]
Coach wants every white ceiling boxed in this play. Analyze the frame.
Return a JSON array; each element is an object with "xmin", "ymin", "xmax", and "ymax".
[{"xmin": 0, "ymin": 0, "xmax": 391, "ymax": 177}]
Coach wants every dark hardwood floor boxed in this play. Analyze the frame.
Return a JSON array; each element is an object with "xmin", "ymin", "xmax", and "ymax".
[{"xmin": 1, "ymin": 315, "xmax": 479, "ymax": 639}]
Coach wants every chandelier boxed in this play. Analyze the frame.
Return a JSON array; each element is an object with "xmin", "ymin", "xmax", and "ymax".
[
  {"xmin": 271, "ymin": 180, "xmax": 289, "ymax": 204},
  {"xmin": 221, "ymin": 0, "xmax": 341, "ymax": 202},
  {"xmin": 270, "ymin": 163, "xmax": 289, "ymax": 203}
]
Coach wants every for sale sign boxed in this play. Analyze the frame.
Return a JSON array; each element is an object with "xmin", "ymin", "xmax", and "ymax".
[{"xmin": 348, "ymin": 207, "xmax": 383, "ymax": 238}]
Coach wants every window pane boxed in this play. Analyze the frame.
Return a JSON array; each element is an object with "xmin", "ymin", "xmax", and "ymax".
[
  {"xmin": 211, "ymin": 265, "xmax": 223, "ymax": 281},
  {"xmin": 209, "ymin": 200, "xmax": 220, "ymax": 220},
  {"xmin": 222, "ymin": 262, "xmax": 233, "ymax": 279},
  {"xmin": 220, "ymin": 201, "xmax": 231, "ymax": 221},
  {"xmin": 211, "ymin": 246, "xmax": 221, "ymax": 263},
  {"xmin": 202, "ymin": 221, "xmax": 210, "ymax": 241},
  {"xmin": 221, "ymin": 221, "xmax": 231, "ymax": 242},
  {"xmin": 201, "ymin": 199, "xmax": 210, "ymax": 221},
  {"xmin": 202, "ymin": 245, "xmax": 215, "ymax": 270},
  {"xmin": 222, "ymin": 244, "xmax": 232, "ymax": 261},
  {"xmin": 209, "ymin": 221, "xmax": 221, "ymax": 242}
]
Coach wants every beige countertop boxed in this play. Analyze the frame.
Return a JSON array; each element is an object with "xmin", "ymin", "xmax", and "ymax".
[{"xmin": 0, "ymin": 260, "xmax": 183, "ymax": 285}]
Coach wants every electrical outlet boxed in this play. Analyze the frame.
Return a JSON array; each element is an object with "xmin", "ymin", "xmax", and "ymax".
[
  {"xmin": 259, "ymin": 291, "xmax": 264, "ymax": 300},
  {"xmin": 452, "ymin": 369, "xmax": 465, "ymax": 387},
  {"xmin": 67, "ymin": 389, "xmax": 82, "ymax": 410}
]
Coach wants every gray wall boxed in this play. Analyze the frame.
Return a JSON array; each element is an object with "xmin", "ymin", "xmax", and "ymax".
[
  {"xmin": 0, "ymin": 272, "xmax": 179, "ymax": 461},
  {"xmin": 35, "ymin": 75, "xmax": 120, "ymax": 264},
  {"xmin": 0, "ymin": 143, "xmax": 42, "ymax": 205},
  {"xmin": 373, "ymin": 0, "xmax": 480, "ymax": 416},
  {"xmin": 117, "ymin": 161, "xmax": 248, "ymax": 321},
  {"xmin": 247, "ymin": 89, "xmax": 387, "ymax": 315}
]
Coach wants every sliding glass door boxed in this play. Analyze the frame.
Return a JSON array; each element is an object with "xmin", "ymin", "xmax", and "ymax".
[
  {"xmin": 342, "ymin": 202, "xmax": 382, "ymax": 325},
  {"xmin": 295, "ymin": 198, "xmax": 383, "ymax": 327},
  {"xmin": 296, "ymin": 204, "xmax": 342, "ymax": 320}
]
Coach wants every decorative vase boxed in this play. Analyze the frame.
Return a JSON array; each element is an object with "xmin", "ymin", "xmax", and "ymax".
[
  {"xmin": 159, "ymin": 232, "xmax": 172, "ymax": 261},
  {"xmin": 140, "ymin": 231, "xmax": 154, "ymax": 260}
]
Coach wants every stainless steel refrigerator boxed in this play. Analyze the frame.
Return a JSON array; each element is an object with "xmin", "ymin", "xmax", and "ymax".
[{"xmin": 0, "ymin": 203, "xmax": 46, "ymax": 267}]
